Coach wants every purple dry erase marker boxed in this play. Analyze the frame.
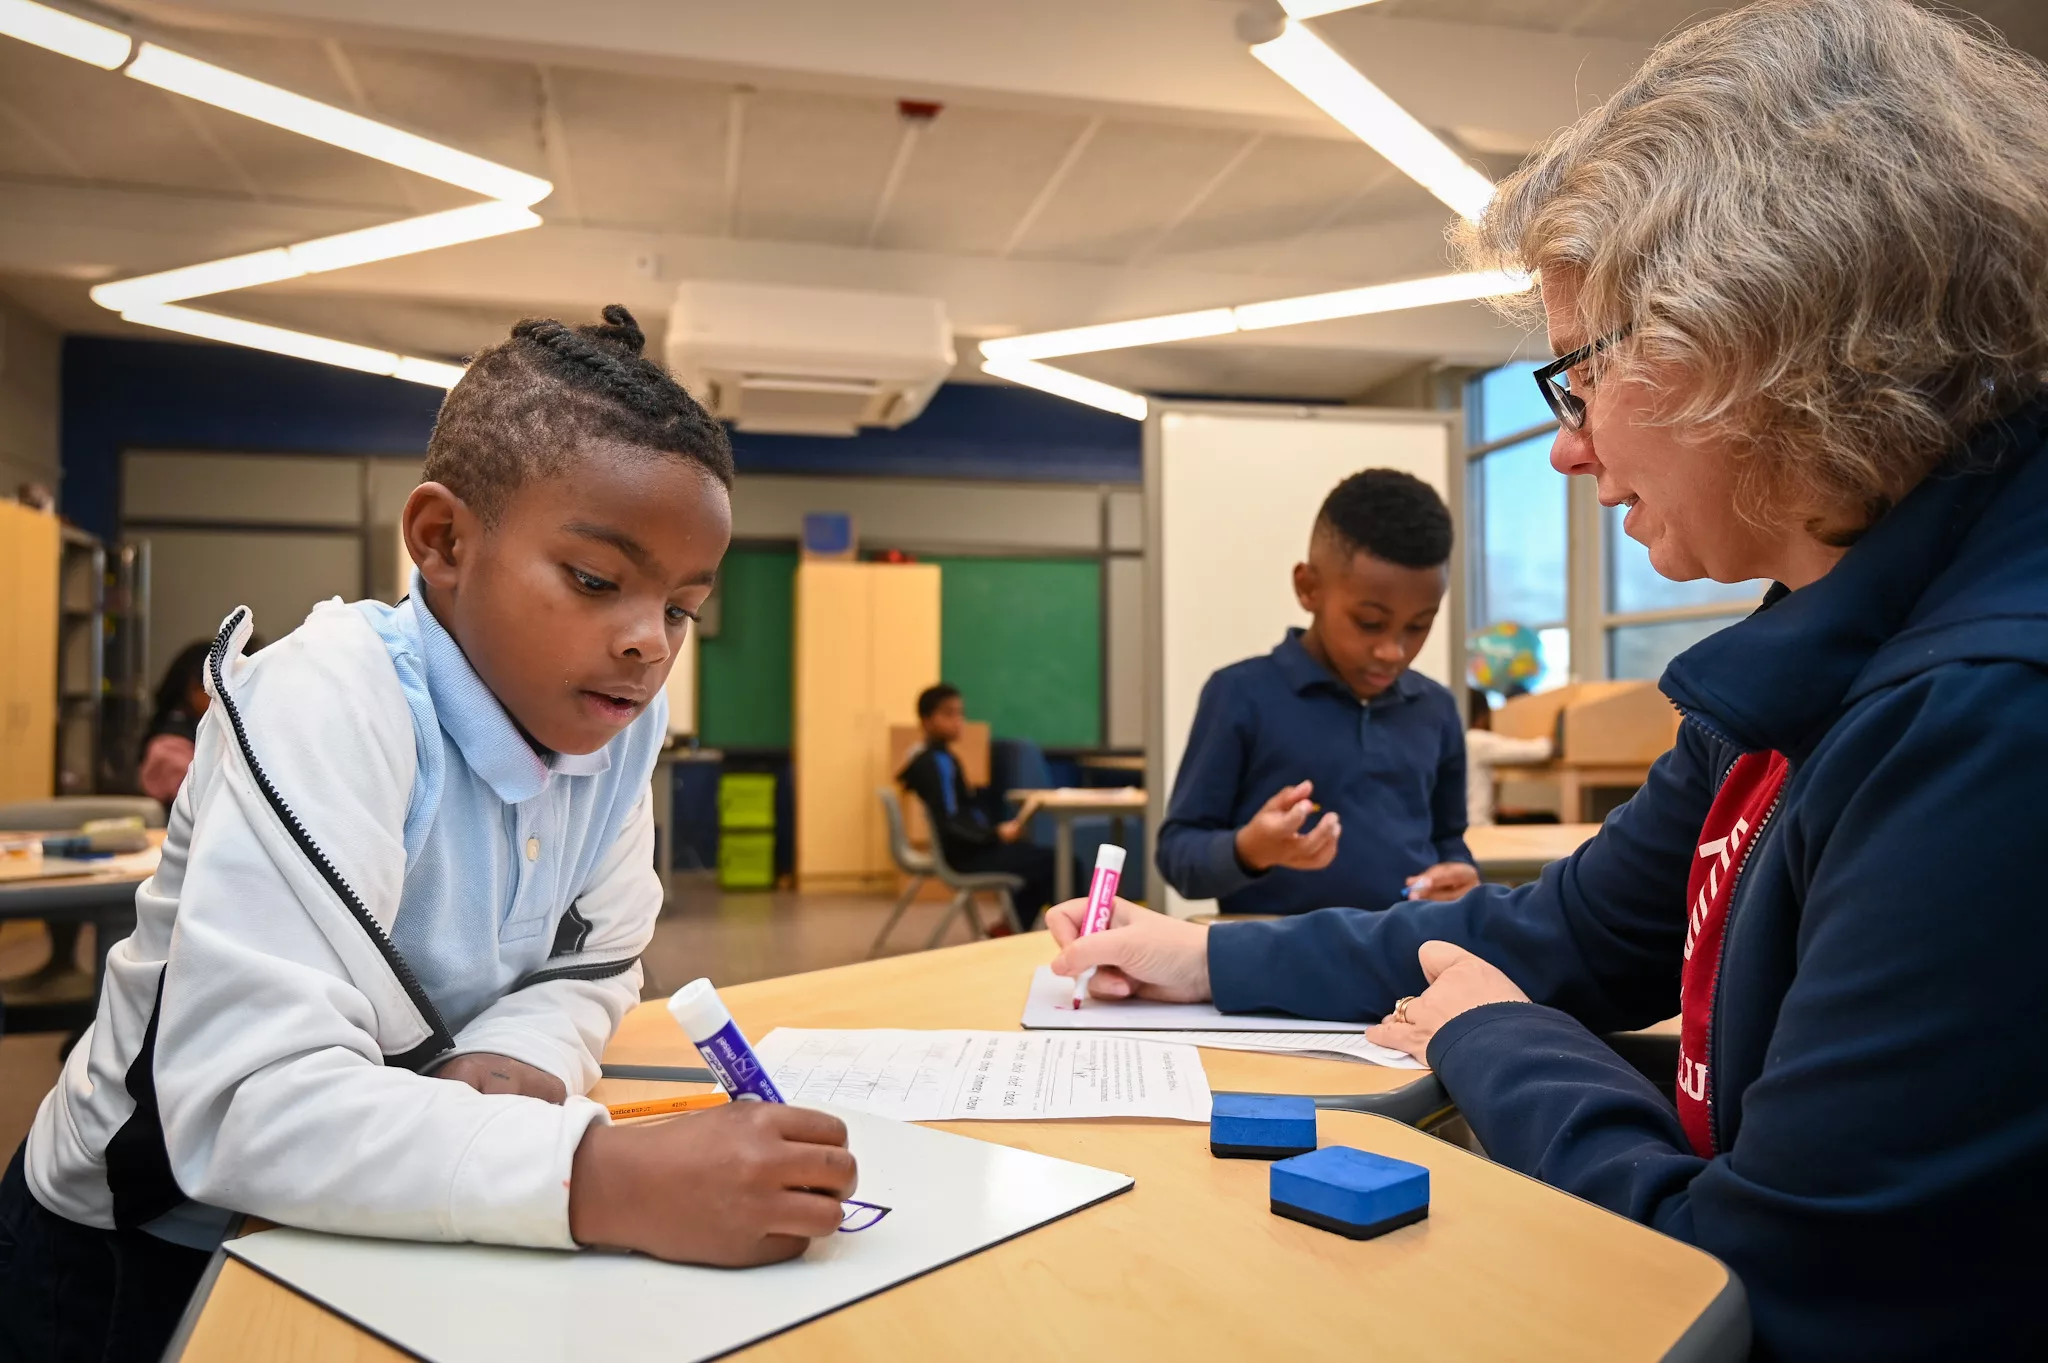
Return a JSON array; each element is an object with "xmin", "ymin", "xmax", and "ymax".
[{"xmin": 668, "ymin": 978, "xmax": 785, "ymax": 1103}]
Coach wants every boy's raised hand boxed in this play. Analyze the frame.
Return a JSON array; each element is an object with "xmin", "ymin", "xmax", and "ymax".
[
  {"xmin": 1047, "ymin": 896, "xmax": 1213, "ymax": 1003},
  {"xmin": 569, "ymin": 1102, "xmax": 856, "ymax": 1266},
  {"xmin": 1234, "ymin": 780, "xmax": 1343, "ymax": 873}
]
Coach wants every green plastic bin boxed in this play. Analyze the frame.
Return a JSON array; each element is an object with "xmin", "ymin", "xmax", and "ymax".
[
  {"xmin": 718, "ymin": 829, "xmax": 776, "ymax": 890},
  {"xmin": 718, "ymin": 773, "xmax": 777, "ymax": 831}
]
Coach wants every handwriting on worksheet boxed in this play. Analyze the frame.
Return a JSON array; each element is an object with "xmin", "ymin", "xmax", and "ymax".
[{"xmin": 753, "ymin": 1029, "xmax": 1212, "ymax": 1122}]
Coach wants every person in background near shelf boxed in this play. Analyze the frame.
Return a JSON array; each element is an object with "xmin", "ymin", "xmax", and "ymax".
[
  {"xmin": 1463, "ymin": 689, "xmax": 1555, "ymax": 828},
  {"xmin": 898, "ymin": 684, "xmax": 1058, "ymax": 929},
  {"xmin": 137, "ymin": 641, "xmax": 216, "ymax": 808}
]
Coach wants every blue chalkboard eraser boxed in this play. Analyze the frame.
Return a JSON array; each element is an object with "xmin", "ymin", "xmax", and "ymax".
[
  {"xmin": 1210, "ymin": 1093, "xmax": 1318, "ymax": 1159},
  {"xmin": 1270, "ymin": 1145, "xmax": 1430, "ymax": 1240}
]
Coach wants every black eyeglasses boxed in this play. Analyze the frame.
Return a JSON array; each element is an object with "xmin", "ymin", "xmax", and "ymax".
[{"xmin": 1533, "ymin": 324, "xmax": 1633, "ymax": 431}]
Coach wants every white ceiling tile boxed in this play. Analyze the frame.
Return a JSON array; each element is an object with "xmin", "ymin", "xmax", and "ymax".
[
  {"xmin": 736, "ymin": 89, "xmax": 905, "ymax": 247},
  {"xmin": 1146, "ymin": 134, "xmax": 1391, "ymax": 259},
  {"xmin": 1011, "ymin": 118, "xmax": 1266, "ymax": 263},
  {"xmin": 872, "ymin": 106, "xmax": 1096, "ymax": 256},
  {"xmin": 545, "ymin": 66, "xmax": 730, "ymax": 233}
]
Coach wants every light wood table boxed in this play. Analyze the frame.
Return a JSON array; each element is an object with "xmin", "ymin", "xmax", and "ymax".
[
  {"xmin": 1006, "ymin": 786, "xmax": 1149, "ymax": 900},
  {"xmin": 1466, "ymin": 822, "xmax": 1602, "ymax": 885},
  {"xmin": 1076, "ymin": 753, "xmax": 1147, "ymax": 773},
  {"xmin": 175, "ymin": 934, "xmax": 1745, "ymax": 1363},
  {"xmin": 0, "ymin": 831, "xmax": 163, "ymax": 1028}
]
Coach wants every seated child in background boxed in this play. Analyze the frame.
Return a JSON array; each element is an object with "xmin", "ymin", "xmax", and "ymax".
[
  {"xmin": 899, "ymin": 684, "xmax": 1058, "ymax": 927},
  {"xmin": 0, "ymin": 306, "xmax": 855, "ymax": 1363},
  {"xmin": 1463, "ymin": 688, "xmax": 1555, "ymax": 828},
  {"xmin": 1156, "ymin": 469, "xmax": 1475, "ymax": 914},
  {"xmin": 138, "ymin": 640, "xmax": 218, "ymax": 806}
]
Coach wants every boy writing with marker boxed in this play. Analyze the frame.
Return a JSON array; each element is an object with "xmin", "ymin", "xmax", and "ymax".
[
  {"xmin": 0, "ymin": 309, "xmax": 855, "ymax": 1363},
  {"xmin": 1155, "ymin": 470, "xmax": 1475, "ymax": 915}
]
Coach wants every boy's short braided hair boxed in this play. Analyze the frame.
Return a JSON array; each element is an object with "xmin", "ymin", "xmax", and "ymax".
[{"xmin": 423, "ymin": 304, "xmax": 734, "ymax": 524}]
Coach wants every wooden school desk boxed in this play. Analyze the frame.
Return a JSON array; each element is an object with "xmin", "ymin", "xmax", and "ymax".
[
  {"xmin": 173, "ymin": 934, "xmax": 1746, "ymax": 1363},
  {"xmin": 1465, "ymin": 822, "xmax": 1602, "ymax": 885},
  {"xmin": 0, "ymin": 832, "xmax": 162, "ymax": 1026},
  {"xmin": 1005, "ymin": 786, "xmax": 1149, "ymax": 900}
]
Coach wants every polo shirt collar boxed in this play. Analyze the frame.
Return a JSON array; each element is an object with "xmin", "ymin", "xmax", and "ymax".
[
  {"xmin": 409, "ymin": 574, "xmax": 612, "ymax": 804},
  {"xmin": 1270, "ymin": 628, "xmax": 1423, "ymax": 708}
]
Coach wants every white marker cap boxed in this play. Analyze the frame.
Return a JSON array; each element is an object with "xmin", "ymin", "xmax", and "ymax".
[
  {"xmin": 1093, "ymin": 844, "xmax": 1127, "ymax": 874},
  {"xmin": 667, "ymin": 977, "xmax": 733, "ymax": 1045}
]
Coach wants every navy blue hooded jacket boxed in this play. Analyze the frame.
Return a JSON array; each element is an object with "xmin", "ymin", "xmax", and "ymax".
[{"xmin": 1207, "ymin": 396, "xmax": 2048, "ymax": 1361}]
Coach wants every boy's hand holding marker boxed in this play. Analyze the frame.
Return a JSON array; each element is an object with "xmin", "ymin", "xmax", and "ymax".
[
  {"xmin": 570, "ymin": 979, "xmax": 857, "ymax": 1267},
  {"xmin": 1234, "ymin": 780, "xmax": 1342, "ymax": 873}
]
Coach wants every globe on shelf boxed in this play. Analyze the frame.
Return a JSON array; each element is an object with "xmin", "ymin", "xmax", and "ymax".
[{"xmin": 1468, "ymin": 622, "xmax": 1544, "ymax": 694}]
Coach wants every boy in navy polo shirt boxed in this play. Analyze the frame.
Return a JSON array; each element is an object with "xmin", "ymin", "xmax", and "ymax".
[{"xmin": 1156, "ymin": 470, "xmax": 1474, "ymax": 915}]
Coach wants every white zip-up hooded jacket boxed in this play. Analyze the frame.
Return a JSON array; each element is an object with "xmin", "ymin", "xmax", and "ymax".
[{"xmin": 25, "ymin": 601, "xmax": 660, "ymax": 1248}]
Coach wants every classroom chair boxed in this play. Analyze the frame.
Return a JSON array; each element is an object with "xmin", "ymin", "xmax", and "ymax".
[{"xmin": 869, "ymin": 787, "xmax": 1023, "ymax": 957}]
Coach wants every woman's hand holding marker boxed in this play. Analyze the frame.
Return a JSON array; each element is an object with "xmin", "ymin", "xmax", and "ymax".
[
  {"xmin": 1048, "ymin": 897, "xmax": 1214, "ymax": 1004},
  {"xmin": 1234, "ymin": 781, "xmax": 1342, "ymax": 873}
]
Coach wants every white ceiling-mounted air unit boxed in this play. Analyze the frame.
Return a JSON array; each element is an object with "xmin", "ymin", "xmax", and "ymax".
[{"xmin": 664, "ymin": 280, "xmax": 955, "ymax": 436}]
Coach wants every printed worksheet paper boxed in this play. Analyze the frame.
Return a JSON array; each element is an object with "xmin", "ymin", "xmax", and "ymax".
[{"xmin": 755, "ymin": 1028, "xmax": 1213, "ymax": 1122}]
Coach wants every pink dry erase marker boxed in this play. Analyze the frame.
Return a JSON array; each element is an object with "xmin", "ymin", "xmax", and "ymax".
[{"xmin": 1069, "ymin": 843, "xmax": 1127, "ymax": 1008}]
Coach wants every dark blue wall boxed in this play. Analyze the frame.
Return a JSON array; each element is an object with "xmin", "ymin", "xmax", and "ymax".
[{"xmin": 60, "ymin": 335, "xmax": 1142, "ymax": 542}]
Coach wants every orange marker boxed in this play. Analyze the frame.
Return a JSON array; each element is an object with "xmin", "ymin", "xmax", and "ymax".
[{"xmin": 605, "ymin": 1091, "xmax": 729, "ymax": 1121}]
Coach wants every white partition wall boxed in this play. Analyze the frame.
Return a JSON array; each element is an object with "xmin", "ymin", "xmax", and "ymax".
[{"xmin": 1145, "ymin": 403, "xmax": 1462, "ymax": 917}]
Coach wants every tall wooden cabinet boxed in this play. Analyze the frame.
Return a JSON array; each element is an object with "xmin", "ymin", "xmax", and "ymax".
[
  {"xmin": 793, "ymin": 560, "xmax": 941, "ymax": 889},
  {"xmin": 0, "ymin": 499, "xmax": 60, "ymax": 803}
]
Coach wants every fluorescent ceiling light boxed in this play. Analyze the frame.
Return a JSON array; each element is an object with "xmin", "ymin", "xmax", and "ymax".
[
  {"xmin": 90, "ymin": 249, "xmax": 299, "ymax": 312},
  {"xmin": 391, "ymin": 357, "xmax": 468, "ymax": 388},
  {"xmin": 978, "ymin": 308, "xmax": 1236, "ymax": 363},
  {"xmin": 1234, "ymin": 269, "xmax": 1531, "ymax": 329},
  {"xmin": 123, "ymin": 305, "xmax": 462, "ymax": 387},
  {"xmin": 0, "ymin": 0, "xmax": 130, "ymax": 68},
  {"xmin": 125, "ymin": 43, "xmax": 552, "ymax": 205},
  {"xmin": 91, "ymin": 202, "xmax": 542, "ymax": 310},
  {"xmin": 1251, "ymin": 20, "xmax": 1494, "ymax": 223},
  {"xmin": 982, "ymin": 270, "xmax": 1530, "ymax": 365},
  {"xmin": 980, "ymin": 358, "xmax": 1147, "ymax": 421},
  {"xmin": 1279, "ymin": 0, "xmax": 1386, "ymax": 17},
  {"xmin": 286, "ymin": 201, "xmax": 541, "ymax": 273}
]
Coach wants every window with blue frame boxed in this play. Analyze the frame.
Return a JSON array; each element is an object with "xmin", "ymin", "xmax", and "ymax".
[{"xmin": 1467, "ymin": 361, "xmax": 1570, "ymax": 692}]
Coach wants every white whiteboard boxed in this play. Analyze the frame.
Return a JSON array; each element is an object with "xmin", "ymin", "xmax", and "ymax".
[
  {"xmin": 1145, "ymin": 404, "xmax": 1460, "ymax": 917},
  {"xmin": 229, "ymin": 1108, "xmax": 1131, "ymax": 1363}
]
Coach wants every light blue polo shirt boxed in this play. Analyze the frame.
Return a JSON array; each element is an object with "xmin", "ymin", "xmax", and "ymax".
[{"xmin": 355, "ymin": 573, "xmax": 666, "ymax": 1032}]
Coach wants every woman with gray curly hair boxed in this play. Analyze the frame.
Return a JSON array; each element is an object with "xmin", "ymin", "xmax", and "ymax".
[{"xmin": 1044, "ymin": 1, "xmax": 2048, "ymax": 1356}]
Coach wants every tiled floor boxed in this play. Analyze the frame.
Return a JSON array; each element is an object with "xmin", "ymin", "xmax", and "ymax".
[{"xmin": 0, "ymin": 877, "xmax": 984, "ymax": 1159}]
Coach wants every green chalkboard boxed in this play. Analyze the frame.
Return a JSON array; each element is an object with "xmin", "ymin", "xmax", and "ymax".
[
  {"xmin": 697, "ymin": 547, "xmax": 796, "ymax": 748},
  {"xmin": 932, "ymin": 556, "xmax": 1102, "ymax": 749}
]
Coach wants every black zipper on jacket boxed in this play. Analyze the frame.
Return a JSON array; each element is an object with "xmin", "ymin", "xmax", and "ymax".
[
  {"xmin": 207, "ymin": 609, "xmax": 455, "ymax": 1068},
  {"xmin": 513, "ymin": 956, "xmax": 641, "ymax": 991}
]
